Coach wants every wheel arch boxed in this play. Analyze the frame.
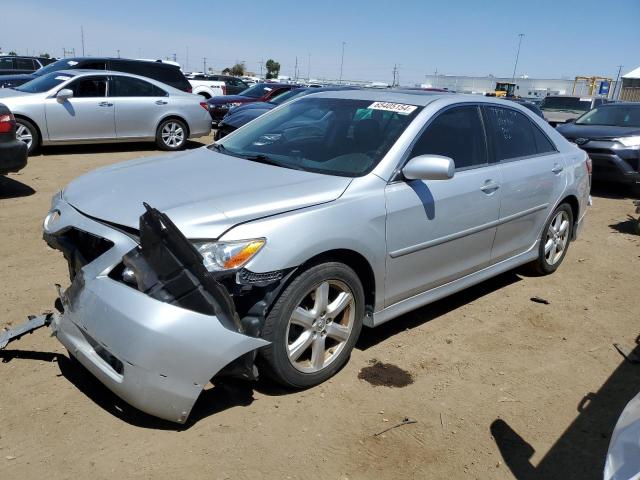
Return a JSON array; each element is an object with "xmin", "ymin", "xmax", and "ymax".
[
  {"xmin": 156, "ymin": 115, "xmax": 190, "ymax": 138},
  {"xmin": 13, "ymin": 114, "xmax": 43, "ymax": 147},
  {"xmin": 295, "ymin": 249, "xmax": 376, "ymax": 317},
  {"xmin": 558, "ymin": 194, "xmax": 580, "ymax": 239}
]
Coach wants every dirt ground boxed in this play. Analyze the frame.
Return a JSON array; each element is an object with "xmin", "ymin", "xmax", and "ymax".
[{"xmin": 1, "ymin": 136, "xmax": 639, "ymax": 480}]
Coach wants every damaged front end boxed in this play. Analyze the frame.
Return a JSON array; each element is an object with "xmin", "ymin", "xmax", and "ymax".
[{"xmin": 3, "ymin": 199, "xmax": 291, "ymax": 424}]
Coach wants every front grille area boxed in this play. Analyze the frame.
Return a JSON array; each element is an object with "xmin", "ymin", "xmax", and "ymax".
[{"xmin": 44, "ymin": 228, "xmax": 114, "ymax": 280}]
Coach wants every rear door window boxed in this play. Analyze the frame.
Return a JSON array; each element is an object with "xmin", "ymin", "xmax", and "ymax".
[
  {"xmin": 110, "ymin": 76, "xmax": 166, "ymax": 97},
  {"xmin": 410, "ymin": 105, "xmax": 488, "ymax": 170},
  {"xmin": 15, "ymin": 58, "xmax": 35, "ymax": 70},
  {"xmin": 483, "ymin": 106, "xmax": 542, "ymax": 161},
  {"xmin": 0, "ymin": 57, "xmax": 14, "ymax": 70}
]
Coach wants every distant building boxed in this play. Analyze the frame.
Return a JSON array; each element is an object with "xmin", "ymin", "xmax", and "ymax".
[
  {"xmin": 420, "ymin": 74, "xmax": 614, "ymax": 99},
  {"xmin": 620, "ymin": 67, "xmax": 640, "ymax": 102}
]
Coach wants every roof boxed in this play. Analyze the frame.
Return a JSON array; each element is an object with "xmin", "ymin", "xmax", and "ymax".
[{"xmin": 622, "ymin": 66, "xmax": 640, "ymax": 79}]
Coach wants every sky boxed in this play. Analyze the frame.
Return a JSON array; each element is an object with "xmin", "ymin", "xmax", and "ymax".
[{"xmin": 2, "ymin": 0, "xmax": 639, "ymax": 84}]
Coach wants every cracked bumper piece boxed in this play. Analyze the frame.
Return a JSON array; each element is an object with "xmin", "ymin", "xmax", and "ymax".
[
  {"xmin": 44, "ymin": 200, "xmax": 268, "ymax": 424},
  {"xmin": 52, "ymin": 275, "xmax": 267, "ymax": 423}
]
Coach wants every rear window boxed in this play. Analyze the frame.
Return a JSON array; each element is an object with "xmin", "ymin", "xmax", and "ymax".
[
  {"xmin": 540, "ymin": 97, "xmax": 592, "ymax": 112},
  {"xmin": 110, "ymin": 76, "xmax": 167, "ymax": 97},
  {"xmin": 239, "ymin": 83, "xmax": 275, "ymax": 98}
]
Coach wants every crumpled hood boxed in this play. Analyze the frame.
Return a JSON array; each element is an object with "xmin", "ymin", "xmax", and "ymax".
[{"xmin": 63, "ymin": 147, "xmax": 352, "ymax": 239}]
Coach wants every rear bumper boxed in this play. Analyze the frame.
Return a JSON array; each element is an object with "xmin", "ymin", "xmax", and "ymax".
[
  {"xmin": 45, "ymin": 199, "xmax": 267, "ymax": 423},
  {"xmin": 581, "ymin": 143, "xmax": 640, "ymax": 186},
  {"xmin": 0, "ymin": 138, "xmax": 28, "ymax": 174}
]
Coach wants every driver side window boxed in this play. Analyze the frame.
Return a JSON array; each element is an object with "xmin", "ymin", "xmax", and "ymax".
[
  {"xmin": 410, "ymin": 105, "xmax": 488, "ymax": 170},
  {"xmin": 67, "ymin": 77, "xmax": 107, "ymax": 98}
]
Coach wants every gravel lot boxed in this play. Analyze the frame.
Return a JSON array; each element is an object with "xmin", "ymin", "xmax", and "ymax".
[{"xmin": 1, "ymin": 136, "xmax": 639, "ymax": 479}]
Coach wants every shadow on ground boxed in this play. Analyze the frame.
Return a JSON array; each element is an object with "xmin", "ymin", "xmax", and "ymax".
[
  {"xmin": 609, "ymin": 216, "xmax": 640, "ymax": 235},
  {"xmin": 491, "ymin": 339, "xmax": 640, "ymax": 480},
  {"xmin": 0, "ymin": 175, "xmax": 36, "ymax": 199},
  {"xmin": 32, "ymin": 139, "xmax": 207, "ymax": 156},
  {"xmin": 356, "ymin": 270, "xmax": 522, "ymax": 351}
]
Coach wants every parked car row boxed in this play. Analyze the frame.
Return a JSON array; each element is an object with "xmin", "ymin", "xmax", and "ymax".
[{"xmin": 0, "ymin": 55, "xmax": 56, "ymax": 76}]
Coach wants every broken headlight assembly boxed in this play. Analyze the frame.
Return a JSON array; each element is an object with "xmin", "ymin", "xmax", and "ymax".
[{"xmin": 194, "ymin": 239, "xmax": 266, "ymax": 272}]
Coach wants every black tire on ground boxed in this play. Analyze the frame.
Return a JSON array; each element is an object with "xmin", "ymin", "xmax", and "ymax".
[
  {"xmin": 155, "ymin": 118, "xmax": 188, "ymax": 151},
  {"xmin": 15, "ymin": 118, "xmax": 39, "ymax": 155},
  {"xmin": 259, "ymin": 262, "xmax": 365, "ymax": 388},
  {"xmin": 529, "ymin": 203, "xmax": 574, "ymax": 275}
]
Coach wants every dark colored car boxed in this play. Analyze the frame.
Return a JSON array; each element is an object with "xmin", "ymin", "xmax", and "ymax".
[
  {"xmin": 556, "ymin": 103, "xmax": 640, "ymax": 192},
  {"xmin": 188, "ymin": 74, "xmax": 249, "ymax": 95},
  {"xmin": 0, "ymin": 103, "xmax": 28, "ymax": 175},
  {"xmin": 0, "ymin": 56, "xmax": 56, "ymax": 76},
  {"xmin": 0, "ymin": 57, "xmax": 192, "ymax": 92},
  {"xmin": 215, "ymin": 86, "xmax": 359, "ymax": 140},
  {"xmin": 207, "ymin": 83, "xmax": 298, "ymax": 124},
  {"xmin": 507, "ymin": 99, "xmax": 544, "ymax": 118}
]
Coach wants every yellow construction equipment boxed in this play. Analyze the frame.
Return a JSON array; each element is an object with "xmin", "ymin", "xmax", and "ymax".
[
  {"xmin": 572, "ymin": 76, "xmax": 613, "ymax": 96},
  {"xmin": 486, "ymin": 82, "xmax": 517, "ymax": 98}
]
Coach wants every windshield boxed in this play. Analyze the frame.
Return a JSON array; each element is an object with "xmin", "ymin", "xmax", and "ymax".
[
  {"xmin": 33, "ymin": 58, "xmax": 82, "ymax": 76},
  {"xmin": 238, "ymin": 83, "xmax": 278, "ymax": 98},
  {"xmin": 540, "ymin": 96, "xmax": 592, "ymax": 112},
  {"xmin": 575, "ymin": 105, "xmax": 640, "ymax": 128},
  {"xmin": 15, "ymin": 71, "xmax": 75, "ymax": 93},
  {"xmin": 214, "ymin": 97, "xmax": 422, "ymax": 177},
  {"xmin": 270, "ymin": 88, "xmax": 307, "ymax": 105}
]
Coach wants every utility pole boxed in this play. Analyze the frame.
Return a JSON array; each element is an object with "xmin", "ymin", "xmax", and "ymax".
[
  {"xmin": 203, "ymin": 57, "xmax": 207, "ymax": 74},
  {"xmin": 185, "ymin": 46, "xmax": 189, "ymax": 72},
  {"xmin": 613, "ymin": 65, "xmax": 623, "ymax": 100},
  {"xmin": 117, "ymin": 49, "xmax": 120, "ymax": 58},
  {"xmin": 258, "ymin": 58, "xmax": 264, "ymax": 78},
  {"xmin": 339, "ymin": 41, "xmax": 346, "ymax": 84},
  {"xmin": 307, "ymin": 53, "xmax": 311, "ymax": 81},
  {"xmin": 511, "ymin": 33, "xmax": 524, "ymax": 84},
  {"xmin": 172, "ymin": 53, "xmax": 177, "ymax": 62},
  {"xmin": 80, "ymin": 26, "xmax": 85, "ymax": 56},
  {"xmin": 294, "ymin": 56, "xmax": 298, "ymax": 82}
]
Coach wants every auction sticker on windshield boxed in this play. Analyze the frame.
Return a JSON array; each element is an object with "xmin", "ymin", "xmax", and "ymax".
[{"xmin": 368, "ymin": 101, "xmax": 417, "ymax": 115}]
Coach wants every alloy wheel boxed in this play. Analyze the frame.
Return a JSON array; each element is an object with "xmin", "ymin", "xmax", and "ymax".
[
  {"xmin": 285, "ymin": 280, "xmax": 356, "ymax": 373},
  {"xmin": 544, "ymin": 210, "xmax": 570, "ymax": 265},
  {"xmin": 16, "ymin": 124, "xmax": 33, "ymax": 150},
  {"xmin": 161, "ymin": 122, "xmax": 185, "ymax": 148}
]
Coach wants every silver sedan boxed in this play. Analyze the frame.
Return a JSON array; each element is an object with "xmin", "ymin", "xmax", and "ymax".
[{"xmin": 0, "ymin": 70, "xmax": 211, "ymax": 154}]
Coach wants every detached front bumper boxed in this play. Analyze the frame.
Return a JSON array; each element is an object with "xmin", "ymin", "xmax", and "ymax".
[{"xmin": 44, "ymin": 199, "xmax": 268, "ymax": 423}]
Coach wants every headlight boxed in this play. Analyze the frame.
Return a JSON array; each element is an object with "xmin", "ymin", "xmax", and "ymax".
[
  {"xmin": 194, "ymin": 239, "xmax": 265, "ymax": 272},
  {"xmin": 614, "ymin": 136, "xmax": 640, "ymax": 147}
]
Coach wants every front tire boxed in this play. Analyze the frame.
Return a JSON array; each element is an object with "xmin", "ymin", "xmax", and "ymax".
[
  {"xmin": 156, "ymin": 118, "xmax": 187, "ymax": 151},
  {"xmin": 259, "ymin": 262, "xmax": 365, "ymax": 388},
  {"xmin": 15, "ymin": 118, "xmax": 39, "ymax": 155},
  {"xmin": 530, "ymin": 203, "xmax": 574, "ymax": 275}
]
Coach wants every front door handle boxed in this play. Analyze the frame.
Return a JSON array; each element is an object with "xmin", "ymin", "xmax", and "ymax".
[
  {"xmin": 98, "ymin": 101, "xmax": 113, "ymax": 107},
  {"xmin": 552, "ymin": 164, "xmax": 564, "ymax": 174},
  {"xmin": 155, "ymin": 100, "xmax": 168, "ymax": 105},
  {"xmin": 481, "ymin": 181, "xmax": 500, "ymax": 194}
]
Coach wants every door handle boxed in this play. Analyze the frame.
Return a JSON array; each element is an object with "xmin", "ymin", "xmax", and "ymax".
[
  {"xmin": 98, "ymin": 101, "xmax": 113, "ymax": 107},
  {"xmin": 552, "ymin": 164, "xmax": 564, "ymax": 174},
  {"xmin": 155, "ymin": 100, "xmax": 168, "ymax": 105},
  {"xmin": 480, "ymin": 181, "xmax": 500, "ymax": 194}
]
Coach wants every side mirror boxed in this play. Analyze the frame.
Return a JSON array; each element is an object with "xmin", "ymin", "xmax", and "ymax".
[
  {"xmin": 565, "ymin": 118, "xmax": 576, "ymax": 124},
  {"xmin": 56, "ymin": 89, "xmax": 73, "ymax": 102},
  {"xmin": 402, "ymin": 154, "xmax": 455, "ymax": 181}
]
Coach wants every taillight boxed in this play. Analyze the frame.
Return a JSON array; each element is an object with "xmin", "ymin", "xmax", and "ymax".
[
  {"xmin": 0, "ymin": 113, "xmax": 15, "ymax": 134},
  {"xmin": 199, "ymin": 102, "xmax": 209, "ymax": 111},
  {"xmin": 221, "ymin": 85, "xmax": 227, "ymax": 95}
]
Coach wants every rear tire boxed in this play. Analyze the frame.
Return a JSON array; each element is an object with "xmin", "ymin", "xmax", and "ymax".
[
  {"xmin": 259, "ymin": 262, "xmax": 364, "ymax": 388},
  {"xmin": 529, "ymin": 203, "xmax": 573, "ymax": 275},
  {"xmin": 155, "ymin": 118, "xmax": 188, "ymax": 151},
  {"xmin": 15, "ymin": 118, "xmax": 39, "ymax": 155}
]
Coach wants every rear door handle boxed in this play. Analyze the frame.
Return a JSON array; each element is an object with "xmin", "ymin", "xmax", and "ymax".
[
  {"xmin": 552, "ymin": 164, "xmax": 564, "ymax": 174},
  {"xmin": 481, "ymin": 181, "xmax": 500, "ymax": 194},
  {"xmin": 155, "ymin": 100, "xmax": 168, "ymax": 105},
  {"xmin": 98, "ymin": 101, "xmax": 113, "ymax": 107}
]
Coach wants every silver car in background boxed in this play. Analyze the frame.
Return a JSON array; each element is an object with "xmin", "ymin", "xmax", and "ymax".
[
  {"xmin": 0, "ymin": 70, "xmax": 211, "ymax": 154},
  {"xmin": 42, "ymin": 90, "xmax": 590, "ymax": 423}
]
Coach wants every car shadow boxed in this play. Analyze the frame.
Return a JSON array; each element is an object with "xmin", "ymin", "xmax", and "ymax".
[
  {"xmin": 491, "ymin": 338, "xmax": 640, "ymax": 480},
  {"xmin": 33, "ymin": 139, "xmax": 208, "ymax": 156},
  {"xmin": 356, "ymin": 270, "xmax": 522, "ymax": 351},
  {"xmin": 0, "ymin": 175, "xmax": 35, "ymax": 199},
  {"xmin": 609, "ymin": 216, "xmax": 639, "ymax": 235}
]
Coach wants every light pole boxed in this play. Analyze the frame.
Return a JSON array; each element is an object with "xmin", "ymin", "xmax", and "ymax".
[
  {"xmin": 511, "ymin": 33, "xmax": 524, "ymax": 84},
  {"xmin": 613, "ymin": 65, "xmax": 623, "ymax": 100},
  {"xmin": 339, "ymin": 41, "xmax": 346, "ymax": 84}
]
